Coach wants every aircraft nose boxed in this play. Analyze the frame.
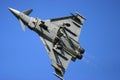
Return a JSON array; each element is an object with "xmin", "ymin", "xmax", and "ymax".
[{"xmin": 8, "ymin": 7, "xmax": 20, "ymax": 18}]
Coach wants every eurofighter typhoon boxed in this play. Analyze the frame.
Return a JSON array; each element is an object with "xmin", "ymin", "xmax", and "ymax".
[{"xmin": 8, "ymin": 8, "xmax": 85, "ymax": 80}]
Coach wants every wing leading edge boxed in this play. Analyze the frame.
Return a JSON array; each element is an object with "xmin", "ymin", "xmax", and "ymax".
[
  {"xmin": 9, "ymin": 8, "xmax": 85, "ymax": 80},
  {"xmin": 40, "ymin": 37, "xmax": 72, "ymax": 80},
  {"xmin": 50, "ymin": 12, "xmax": 85, "ymax": 41},
  {"xmin": 40, "ymin": 12, "xmax": 85, "ymax": 80}
]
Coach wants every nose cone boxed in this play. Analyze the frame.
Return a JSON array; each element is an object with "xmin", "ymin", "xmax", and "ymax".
[{"xmin": 8, "ymin": 7, "xmax": 20, "ymax": 18}]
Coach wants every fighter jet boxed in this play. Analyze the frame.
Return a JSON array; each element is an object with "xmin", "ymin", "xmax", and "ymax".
[{"xmin": 8, "ymin": 8, "xmax": 85, "ymax": 80}]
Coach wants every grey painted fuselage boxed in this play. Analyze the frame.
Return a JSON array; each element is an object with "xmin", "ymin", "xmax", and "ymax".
[{"xmin": 9, "ymin": 8, "xmax": 85, "ymax": 80}]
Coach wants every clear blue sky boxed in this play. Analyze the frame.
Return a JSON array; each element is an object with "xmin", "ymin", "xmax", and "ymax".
[{"xmin": 0, "ymin": 0, "xmax": 120, "ymax": 80}]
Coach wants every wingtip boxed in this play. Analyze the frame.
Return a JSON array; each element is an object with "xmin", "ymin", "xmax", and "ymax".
[{"xmin": 53, "ymin": 72, "xmax": 64, "ymax": 80}]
